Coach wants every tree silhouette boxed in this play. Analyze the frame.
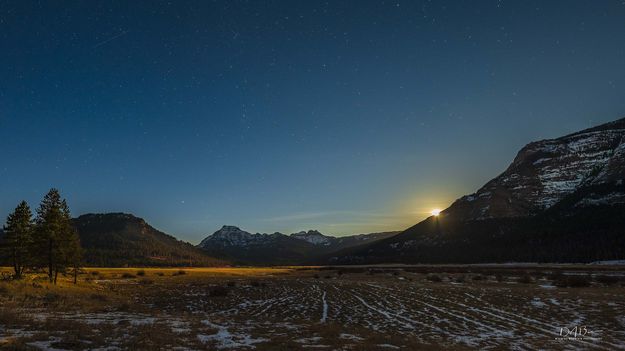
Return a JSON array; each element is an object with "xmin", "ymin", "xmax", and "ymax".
[
  {"xmin": 33, "ymin": 189, "xmax": 82, "ymax": 284},
  {"xmin": 2, "ymin": 201, "xmax": 34, "ymax": 279}
]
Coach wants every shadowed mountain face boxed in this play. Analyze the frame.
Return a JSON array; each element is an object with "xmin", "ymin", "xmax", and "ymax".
[
  {"xmin": 74, "ymin": 213, "xmax": 224, "ymax": 267},
  {"xmin": 447, "ymin": 118, "xmax": 625, "ymax": 221},
  {"xmin": 329, "ymin": 118, "xmax": 625, "ymax": 264},
  {"xmin": 197, "ymin": 226, "xmax": 398, "ymax": 265}
]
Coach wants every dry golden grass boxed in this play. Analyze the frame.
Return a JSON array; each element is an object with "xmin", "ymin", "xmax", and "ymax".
[{"xmin": 79, "ymin": 266, "xmax": 295, "ymax": 276}]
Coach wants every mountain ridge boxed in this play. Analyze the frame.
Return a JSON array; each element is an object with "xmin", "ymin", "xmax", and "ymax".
[
  {"xmin": 197, "ymin": 225, "xmax": 398, "ymax": 265},
  {"xmin": 444, "ymin": 117, "xmax": 625, "ymax": 221},
  {"xmin": 74, "ymin": 213, "xmax": 224, "ymax": 267},
  {"xmin": 327, "ymin": 117, "xmax": 625, "ymax": 264}
]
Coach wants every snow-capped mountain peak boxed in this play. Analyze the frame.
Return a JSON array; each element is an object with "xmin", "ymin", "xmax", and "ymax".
[
  {"xmin": 445, "ymin": 117, "xmax": 625, "ymax": 221},
  {"xmin": 290, "ymin": 230, "xmax": 333, "ymax": 245},
  {"xmin": 214, "ymin": 225, "xmax": 247, "ymax": 236},
  {"xmin": 196, "ymin": 225, "xmax": 399, "ymax": 264},
  {"xmin": 198, "ymin": 225, "xmax": 258, "ymax": 248}
]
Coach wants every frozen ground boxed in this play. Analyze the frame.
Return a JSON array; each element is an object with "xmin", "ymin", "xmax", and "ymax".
[{"xmin": 1, "ymin": 266, "xmax": 624, "ymax": 350}]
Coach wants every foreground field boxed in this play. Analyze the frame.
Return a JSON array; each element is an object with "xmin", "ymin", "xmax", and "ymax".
[{"xmin": 1, "ymin": 265, "xmax": 624, "ymax": 350}]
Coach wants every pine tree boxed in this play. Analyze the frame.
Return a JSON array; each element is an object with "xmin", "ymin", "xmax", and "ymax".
[
  {"xmin": 33, "ymin": 189, "xmax": 82, "ymax": 284},
  {"xmin": 2, "ymin": 201, "xmax": 34, "ymax": 279},
  {"xmin": 66, "ymin": 225, "xmax": 82, "ymax": 284}
]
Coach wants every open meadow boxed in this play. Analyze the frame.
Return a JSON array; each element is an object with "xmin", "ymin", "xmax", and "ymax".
[{"xmin": 1, "ymin": 265, "xmax": 624, "ymax": 350}]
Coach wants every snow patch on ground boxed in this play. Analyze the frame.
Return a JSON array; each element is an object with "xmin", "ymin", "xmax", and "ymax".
[
  {"xmin": 198, "ymin": 320, "xmax": 268, "ymax": 349},
  {"xmin": 339, "ymin": 333, "xmax": 364, "ymax": 341},
  {"xmin": 295, "ymin": 336, "xmax": 323, "ymax": 344},
  {"xmin": 27, "ymin": 337, "xmax": 64, "ymax": 351},
  {"xmin": 169, "ymin": 320, "xmax": 192, "ymax": 334},
  {"xmin": 530, "ymin": 298, "xmax": 546, "ymax": 308}
]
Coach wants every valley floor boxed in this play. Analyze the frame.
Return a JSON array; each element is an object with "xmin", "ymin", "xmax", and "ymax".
[{"xmin": 1, "ymin": 265, "xmax": 624, "ymax": 350}]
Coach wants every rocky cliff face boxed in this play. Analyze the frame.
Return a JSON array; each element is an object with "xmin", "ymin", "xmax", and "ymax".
[
  {"xmin": 446, "ymin": 118, "xmax": 625, "ymax": 221},
  {"xmin": 327, "ymin": 118, "xmax": 625, "ymax": 264}
]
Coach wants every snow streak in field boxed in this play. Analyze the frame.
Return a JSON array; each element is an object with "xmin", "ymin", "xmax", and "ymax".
[{"xmin": 320, "ymin": 290, "xmax": 328, "ymax": 323}]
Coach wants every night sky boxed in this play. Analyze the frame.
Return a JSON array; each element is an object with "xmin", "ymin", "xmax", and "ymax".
[{"xmin": 2, "ymin": 1, "xmax": 625, "ymax": 242}]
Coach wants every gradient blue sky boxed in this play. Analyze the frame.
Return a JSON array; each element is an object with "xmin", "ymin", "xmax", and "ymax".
[{"xmin": 1, "ymin": 1, "xmax": 624, "ymax": 243}]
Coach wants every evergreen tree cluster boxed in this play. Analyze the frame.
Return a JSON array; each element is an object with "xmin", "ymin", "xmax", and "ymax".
[{"xmin": 1, "ymin": 188, "xmax": 82, "ymax": 284}]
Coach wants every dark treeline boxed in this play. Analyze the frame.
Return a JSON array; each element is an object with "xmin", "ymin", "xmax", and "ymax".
[
  {"xmin": 1, "ymin": 188, "xmax": 81, "ymax": 284},
  {"xmin": 329, "ymin": 204, "xmax": 625, "ymax": 265}
]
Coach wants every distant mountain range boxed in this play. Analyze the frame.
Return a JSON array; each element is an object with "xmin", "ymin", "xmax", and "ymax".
[
  {"xmin": 327, "ymin": 118, "xmax": 625, "ymax": 264},
  {"xmin": 196, "ymin": 226, "xmax": 398, "ymax": 265},
  {"xmin": 1, "ymin": 213, "xmax": 397, "ymax": 267}
]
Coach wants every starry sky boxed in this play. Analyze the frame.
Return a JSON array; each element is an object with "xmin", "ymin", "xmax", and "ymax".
[{"xmin": 2, "ymin": 1, "xmax": 625, "ymax": 243}]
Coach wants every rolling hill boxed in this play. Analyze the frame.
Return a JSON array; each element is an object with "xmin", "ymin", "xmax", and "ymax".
[{"xmin": 74, "ymin": 213, "xmax": 224, "ymax": 267}]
